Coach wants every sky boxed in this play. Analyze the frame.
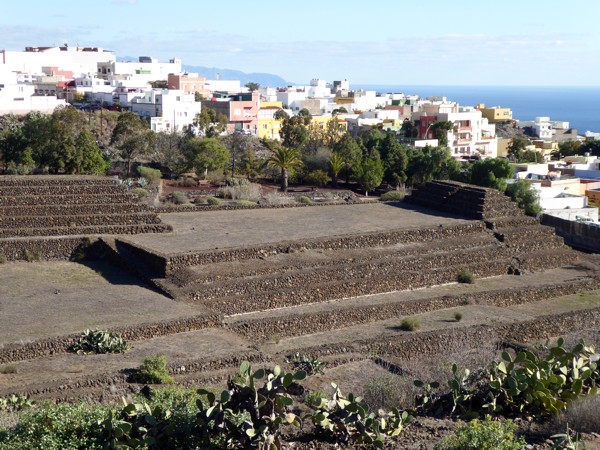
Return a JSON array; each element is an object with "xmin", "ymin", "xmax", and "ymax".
[{"xmin": 2, "ymin": 0, "xmax": 600, "ymax": 86}]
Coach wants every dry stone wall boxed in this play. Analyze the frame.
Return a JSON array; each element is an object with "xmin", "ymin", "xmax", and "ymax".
[
  {"xmin": 287, "ymin": 307, "xmax": 600, "ymax": 361},
  {"xmin": 0, "ymin": 314, "xmax": 221, "ymax": 364},
  {"xmin": 0, "ymin": 237, "xmax": 89, "ymax": 261},
  {"xmin": 160, "ymin": 222, "xmax": 487, "ymax": 275},
  {"xmin": 0, "ymin": 176, "xmax": 171, "ymax": 255},
  {"xmin": 230, "ymin": 279, "xmax": 600, "ymax": 341},
  {"xmin": 203, "ymin": 249, "xmax": 576, "ymax": 315}
]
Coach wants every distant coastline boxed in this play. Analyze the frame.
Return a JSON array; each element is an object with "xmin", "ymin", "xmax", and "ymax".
[{"xmin": 353, "ymin": 85, "xmax": 600, "ymax": 134}]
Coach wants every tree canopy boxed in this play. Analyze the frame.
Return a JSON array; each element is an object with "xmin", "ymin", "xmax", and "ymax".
[
  {"xmin": 469, "ymin": 158, "xmax": 514, "ymax": 191},
  {"xmin": 190, "ymin": 107, "xmax": 228, "ymax": 138},
  {"xmin": 183, "ymin": 137, "xmax": 230, "ymax": 176},
  {"xmin": 110, "ymin": 112, "xmax": 155, "ymax": 176}
]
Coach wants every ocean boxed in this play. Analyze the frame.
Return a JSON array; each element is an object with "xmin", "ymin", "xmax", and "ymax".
[{"xmin": 353, "ymin": 85, "xmax": 600, "ymax": 134}]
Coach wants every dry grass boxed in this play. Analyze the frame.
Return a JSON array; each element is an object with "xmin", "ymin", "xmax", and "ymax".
[{"xmin": 554, "ymin": 395, "xmax": 600, "ymax": 434}]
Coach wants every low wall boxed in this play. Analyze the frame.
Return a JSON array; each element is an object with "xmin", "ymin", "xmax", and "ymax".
[
  {"xmin": 230, "ymin": 280, "xmax": 599, "ymax": 341},
  {"xmin": 204, "ymin": 249, "xmax": 575, "ymax": 315},
  {"xmin": 0, "ymin": 237, "xmax": 90, "ymax": 261},
  {"xmin": 163, "ymin": 222, "xmax": 487, "ymax": 275},
  {"xmin": 0, "ymin": 314, "xmax": 222, "ymax": 364},
  {"xmin": 288, "ymin": 307, "xmax": 600, "ymax": 361},
  {"xmin": 542, "ymin": 214, "xmax": 600, "ymax": 253}
]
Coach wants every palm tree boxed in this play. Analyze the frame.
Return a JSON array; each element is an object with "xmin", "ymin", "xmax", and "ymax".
[
  {"xmin": 267, "ymin": 146, "xmax": 302, "ymax": 193},
  {"xmin": 328, "ymin": 152, "xmax": 345, "ymax": 188}
]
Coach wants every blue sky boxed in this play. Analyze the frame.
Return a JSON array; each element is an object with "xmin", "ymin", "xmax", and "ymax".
[{"xmin": 2, "ymin": 0, "xmax": 599, "ymax": 86}]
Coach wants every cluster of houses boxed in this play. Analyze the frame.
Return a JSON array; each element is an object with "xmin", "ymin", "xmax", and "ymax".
[{"xmin": 3, "ymin": 45, "xmax": 600, "ymax": 227}]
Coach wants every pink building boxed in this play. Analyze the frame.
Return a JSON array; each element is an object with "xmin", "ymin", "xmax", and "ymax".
[{"xmin": 203, "ymin": 91, "xmax": 259, "ymax": 134}]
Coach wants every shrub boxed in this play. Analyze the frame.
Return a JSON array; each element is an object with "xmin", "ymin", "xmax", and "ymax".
[
  {"xmin": 69, "ymin": 329, "xmax": 129, "ymax": 355},
  {"xmin": 298, "ymin": 195, "xmax": 313, "ymax": 205},
  {"xmin": 436, "ymin": 418, "xmax": 525, "ymax": 450},
  {"xmin": 0, "ymin": 394, "xmax": 33, "ymax": 412},
  {"xmin": 380, "ymin": 191, "xmax": 406, "ymax": 202},
  {"xmin": 136, "ymin": 354, "xmax": 173, "ymax": 385},
  {"xmin": 130, "ymin": 187, "xmax": 149, "ymax": 199},
  {"xmin": 262, "ymin": 192, "xmax": 295, "ymax": 206},
  {"xmin": 0, "ymin": 253, "xmax": 5, "ymax": 264},
  {"xmin": 172, "ymin": 191, "xmax": 190, "ymax": 205},
  {"xmin": 288, "ymin": 352, "xmax": 325, "ymax": 375},
  {"xmin": 218, "ymin": 182, "xmax": 261, "ymax": 201},
  {"xmin": 304, "ymin": 390, "xmax": 326, "ymax": 408},
  {"xmin": 207, "ymin": 197, "xmax": 220, "ymax": 206},
  {"xmin": 362, "ymin": 375, "xmax": 406, "ymax": 411},
  {"xmin": 454, "ymin": 312, "xmax": 463, "ymax": 322},
  {"xmin": 0, "ymin": 365, "xmax": 17, "ymax": 375},
  {"xmin": 22, "ymin": 249, "xmax": 41, "ymax": 262},
  {"xmin": 0, "ymin": 401, "xmax": 109, "ymax": 449},
  {"xmin": 137, "ymin": 166, "xmax": 162, "ymax": 185},
  {"xmin": 305, "ymin": 169, "xmax": 330, "ymax": 187},
  {"xmin": 177, "ymin": 176, "xmax": 197, "ymax": 187},
  {"xmin": 399, "ymin": 317, "xmax": 420, "ymax": 331},
  {"xmin": 457, "ymin": 269, "xmax": 475, "ymax": 284},
  {"xmin": 235, "ymin": 200, "xmax": 257, "ymax": 207}
]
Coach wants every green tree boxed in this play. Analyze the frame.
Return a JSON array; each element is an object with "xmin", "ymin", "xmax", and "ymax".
[
  {"xmin": 354, "ymin": 149, "xmax": 384, "ymax": 196},
  {"xmin": 280, "ymin": 116, "xmax": 309, "ymax": 150},
  {"xmin": 267, "ymin": 146, "xmax": 302, "ymax": 192},
  {"xmin": 71, "ymin": 129, "xmax": 109, "ymax": 175},
  {"xmin": 191, "ymin": 107, "xmax": 228, "ymax": 138},
  {"xmin": 380, "ymin": 132, "xmax": 408, "ymax": 188},
  {"xmin": 430, "ymin": 121, "xmax": 454, "ymax": 147},
  {"xmin": 194, "ymin": 92, "xmax": 206, "ymax": 102},
  {"xmin": 505, "ymin": 179, "xmax": 541, "ymax": 216},
  {"xmin": 406, "ymin": 145, "xmax": 457, "ymax": 186},
  {"xmin": 273, "ymin": 109, "xmax": 289, "ymax": 120},
  {"xmin": 222, "ymin": 132, "xmax": 252, "ymax": 177},
  {"xmin": 297, "ymin": 108, "xmax": 311, "ymax": 119},
  {"xmin": 556, "ymin": 140, "xmax": 581, "ymax": 158},
  {"xmin": 0, "ymin": 115, "xmax": 27, "ymax": 171},
  {"xmin": 183, "ymin": 137, "xmax": 230, "ymax": 176},
  {"xmin": 245, "ymin": 82, "xmax": 260, "ymax": 92},
  {"xmin": 470, "ymin": 158, "xmax": 514, "ymax": 191},
  {"xmin": 110, "ymin": 112, "xmax": 155, "ymax": 177},
  {"xmin": 328, "ymin": 152, "xmax": 345, "ymax": 187},
  {"xmin": 400, "ymin": 119, "xmax": 418, "ymax": 138},
  {"xmin": 579, "ymin": 139, "xmax": 600, "ymax": 157},
  {"xmin": 508, "ymin": 135, "xmax": 530, "ymax": 161},
  {"xmin": 332, "ymin": 133, "xmax": 362, "ymax": 183},
  {"xmin": 155, "ymin": 130, "xmax": 185, "ymax": 174},
  {"xmin": 359, "ymin": 128, "xmax": 384, "ymax": 153},
  {"xmin": 331, "ymin": 107, "xmax": 348, "ymax": 115}
]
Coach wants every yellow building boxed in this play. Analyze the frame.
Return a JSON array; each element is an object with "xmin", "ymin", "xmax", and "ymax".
[{"xmin": 477, "ymin": 104, "xmax": 513, "ymax": 123}]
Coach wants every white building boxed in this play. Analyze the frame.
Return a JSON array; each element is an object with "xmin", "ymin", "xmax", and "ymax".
[
  {"xmin": 1, "ymin": 46, "xmax": 115, "ymax": 78},
  {"xmin": 412, "ymin": 104, "xmax": 498, "ymax": 158},
  {"xmin": 130, "ymin": 89, "xmax": 200, "ymax": 133},
  {"xmin": 0, "ymin": 70, "xmax": 66, "ymax": 114},
  {"xmin": 97, "ymin": 56, "xmax": 181, "ymax": 84}
]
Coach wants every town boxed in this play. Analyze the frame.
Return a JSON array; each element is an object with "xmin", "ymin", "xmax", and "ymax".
[{"xmin": 1, "ymin": 44, "xmax": 600, "ymax": 450}]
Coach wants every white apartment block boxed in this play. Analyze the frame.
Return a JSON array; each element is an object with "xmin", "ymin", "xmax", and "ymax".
[
  {"xmin": 412, "ymin": 104, "xmax": 498, "ymax": 158},
  {"xmin": 97, "ymin": 56, "xmax": 181, "ymax": 84},
  {"xmin": 1, "ymin": 46, "xmax": 115, "ymax": 78},
  {"xmin": 0, "ymin": 71, "xmax": 66, "ymax": 114},
  {"xmin": 130, "ymin": 89, "xmax": 200, "ymax": 133}
]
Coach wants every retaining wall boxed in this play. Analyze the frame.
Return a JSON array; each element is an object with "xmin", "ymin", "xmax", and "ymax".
[
  {"xmin": 288, "ymin": 307, "xmax": 600, "ymax": 361},
  {"xmin": 0, "ymin": 314, "xmax": 222, "ymax": 365},
  {"xmin": 230, "ymin": 280, "xmax": 600, "ymax": 341}
]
